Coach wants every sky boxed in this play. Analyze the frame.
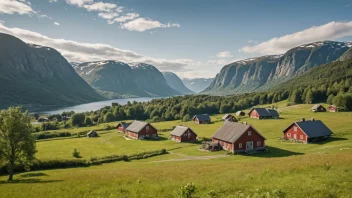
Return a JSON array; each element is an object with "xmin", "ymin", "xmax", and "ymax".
[{"xmin": 0, "ymin": 0, "xmax": 352, "ymax": 78}]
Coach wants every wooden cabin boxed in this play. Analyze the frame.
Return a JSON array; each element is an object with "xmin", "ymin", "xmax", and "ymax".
[
  {"xmin": 170, "ymin": 126, "xmax": 197, "ymax": 142},
  {"xmin": 87, "ymin": 131, "xmax": 98, "ymax": 138},
  {"xmin": 248, "ymin": 108, "xmax": 279, "ymax": 119},
  {"xmin": 311, "ymin": 104, "xmax": 326, "ymax": 112},
  {"xmin": 116, "ymin": 122, "xmax": 131, "ymax": 133},
  {"xmin": 222, "ymin": 114, "xmax": 238, "ymax": 122},
  {"xmin": 212, "ymin": 122, "xmax": 266, "ymax": 153},
  {"xmin": 125, "ymin": 121, "xmax": 158, "ymax": 140},
  {"xmin": 192, "ymin": 114, "xmax": 211, "ymax": 124},
  {"xmin": 236, "ymin": 111, "xmax": 246, "ymax": 117},
  {"xmin": 282, "ymin": 118, "xmax": 333, "ymax": 143}
]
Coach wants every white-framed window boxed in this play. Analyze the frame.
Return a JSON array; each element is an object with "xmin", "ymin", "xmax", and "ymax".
[
  {"xmin": 257, "ymin": 141, "xmax": 261, "ymax": 146},
  {"xmin": 300, "ymin": 135, "xmax": 303, "ymax": 139},
  {"xmin": 146, "ymin": 126, "xmax": 150, "ymax": 132},
  {"xmin": 293, "ymin": 126, "xmax": 297, "ymax": 132},
  {"xmin": 287, "ymin": 133, "xmax": 291, "ymax": 137},
  {"xmin": 248, "ymin": 131, "xmax": 251, "ymax": 136},
  {"xmin": 239, "ymin": 143, "xmax": 242, "ymax": 148}
]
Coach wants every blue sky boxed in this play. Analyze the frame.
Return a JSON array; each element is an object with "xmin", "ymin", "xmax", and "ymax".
[{"xmin": 0, "ymin": 0, "xmax": 352, "ymax": 78}]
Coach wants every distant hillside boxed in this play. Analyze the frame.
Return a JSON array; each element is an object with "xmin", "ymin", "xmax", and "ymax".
[
  {"xmin": 182, "ymin": 78, "xmax": 214, "ymax": 93},
  {"xmin": 75, "ymin": 61, "xmax": 181, "ymax": 98},
  {"xmin": 339, "ymin": 47, "xmax": 352, "ymax": 61},
  {"xmin": 162, "ymin": 72, "xmax": 194, "ymax": 94},
  {"xmin": 0, "ymin": 33, "xmax": 105, "ymax": 110}
]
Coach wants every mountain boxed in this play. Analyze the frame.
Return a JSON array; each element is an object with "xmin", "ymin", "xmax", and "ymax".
[
  {"xmin": 339, "ymin": 47, "xmax": 352, "ymax": 61},
  {"xmin": 203, "ymin": 41, "xmax": 352, "ymax": 95},
  {"xmin": 75, "ymin": 61, "xmax": 181, "ymax": 98},
  {"xmin": 182, "ymin": 78, "xmax": 214, "ymax": 93},
  {"xmin": 0, "ymin": 33, "xmax": 104, "ymax": 110},
  {"xmin": 162, "ymin": 72, "xmax": 194, "ymax": 94}
]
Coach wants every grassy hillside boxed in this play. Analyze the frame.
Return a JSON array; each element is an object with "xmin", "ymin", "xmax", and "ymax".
[{"xmin": 1, "ymin": 103, "xmax": 352, "ymax": 197}]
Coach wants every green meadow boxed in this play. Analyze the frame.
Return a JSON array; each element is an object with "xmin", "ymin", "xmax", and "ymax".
[{"xmin": 1, "ymin": 103, "xmax": 352, "ymax": 197}]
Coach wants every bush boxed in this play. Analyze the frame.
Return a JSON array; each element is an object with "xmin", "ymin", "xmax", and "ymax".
[
  {"xmin": 84, "ymin": 117, "xmax": 93, "ymax": 126},
  {"xmin": 182, "ymin": 114, "xmax": 192, "ymax": 122},
  {"xmin": 33, "ymin": 131, "xmax": 72, "ymax": 140},
  {"xmin": 72, "ymin": 148, "xmax": 81, "ymax": 158},
  {"xmin": 71, "ymin": 113, "xmax": 86, "ymax": 127},
  {"xmin": 177, "ymin": 182, "xmax": 197, "ymax": 198}
]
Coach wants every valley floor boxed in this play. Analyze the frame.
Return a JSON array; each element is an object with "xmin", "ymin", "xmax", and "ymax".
[{"xmin": 1, "ymin": 104, "xmax": 352, "ymax": 197}]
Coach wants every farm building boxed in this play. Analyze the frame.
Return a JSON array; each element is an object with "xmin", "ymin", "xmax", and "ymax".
[
  {"xmin": 192, "ymin": 114, "xmax": 211, "ymax": 124},
  {"xmin": 236, "ymin": 111, "xmax": 246, "ymax": 116},
  {"xmin": 212, "ymin": 122, "xmax": 266, "ymax": 153},
  {"xmin": 248, "ymin": 108, "xmax": 279, "ymax": 119},
  {"xmin": 125, "ymin": 120, "xmax": 158, "ymax": 140},
  {"xmin": 87, "ymin": 131, "xmax": 98, "ymax": 138},
  {"xmin": 329, "ymin": 105, "xmax": 338, "ymax": 112},
  {"xmin": 170, "ymin": 126, "xmax": 198, "ymax": 142},
  {"xmin": 37, "ymin": 117, "xmax": 49, "ymax": 122},
  {"xmin": 116, "ymin": 122, "xmax": 131, "ymax": 133},
  {"xmin": 282, "ymin": 118, "xmax": 333, "ymax": 143},
  {"xmin": 311, "ymin": 104, "xmax": 326, "ymax": 112},
  {"xmin": 222, "ymin": 114, "xmax": 238, "ymax": 122}
]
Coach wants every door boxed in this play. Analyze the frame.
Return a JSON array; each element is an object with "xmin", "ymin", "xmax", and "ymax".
[
  {"xmin": 294, "ymin": 134, "xmax": 297, "ymax": 140},
  {"xmin": 246, "ymin": 141, "xmax": 253, "ymax": 150}
]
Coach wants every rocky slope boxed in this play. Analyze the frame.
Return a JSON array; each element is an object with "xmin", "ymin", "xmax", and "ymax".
[
  {"xmin": 162, "ymin": 72, "xmax": 194, "ymax": 94},
  {"xmin": 338, "ymin": 47, "xmax": 352, "ymax": 61},
  {"xmin": 0, "ymin": 33, "xmax": 104, "ymax": 110},
  {"xmin": 204, "ymin": 41, "xmax": 352, "ymax": 94},
  {"xmin": 182, "ymin": 78, "xmax": 214, "ymax": 93}
]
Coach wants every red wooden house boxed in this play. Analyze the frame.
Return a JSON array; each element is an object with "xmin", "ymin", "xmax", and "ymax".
[
  {"xmin": 311, "ymin": 104, "xmax": 326, "ymax": 112},
  {"xmin": 212, "ymin": 122, "xmax": 266, "ymax": 153},
  {"xmin": 282, "ymin": 118, "xmax": 333, "ymax": 143},
  {"xmin": 329, "ymin": 105, "xmax": 337, "ymax": 112},
  {"xmin": 248, "ymin": 108, "xmax": 279, "ymax": 119},
  {"xmin": 170, "ymin": 126, "xmax": 198, "ymax": 142},
  {"xmin": 222, "ymin": 114, "xmax": 238, "ymax": 122},
  {"xmin": 116, "ymin": 122, "xmax": 131, "ymax": 133},
  {"xmin": 125, "ymin": 121, "xmax": 158, "ymax": 140},
  {"xmin": 192, "ymin": 114, "xmax": 211, "ymax": 124}
]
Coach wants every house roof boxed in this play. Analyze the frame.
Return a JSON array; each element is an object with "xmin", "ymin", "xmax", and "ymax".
[
  {"xmin": 170, "ymin": 126, "xmax": 197, "ymax": 136},
  {"xmin": 193, "ymin": 114, "xmax": 211, "ymax": 121},
  {"xmin": 283, "ymin": 120, "xmax": 333, "ymax": 138},
  {"xmin": 126, "ymin": 120, "xmax": 156, "ymax": 133},
  {"xmin": 312, "ymin": 104, "xmax": 325, "ymax": 110},
  {"xmin": 212, "ymin": 122, "xmax": 266, "ymax": 143},
  {"xmin": 249, "ymin": 108, "xmax": 279, "ymax": 117},
  {"xmin": 87, "ymin": 130, "xmax": 97, "ymax": 135},
  {"xmin": 236, "ymin": 111, "xmax": 245, "ymax": 116},
  {"xmin": 222, "ymin": 114, "xmax": 234, "ymax": 120},
  {"xmin": 117, "ymin": 122, "xmax": 130, "ymax": 128}
]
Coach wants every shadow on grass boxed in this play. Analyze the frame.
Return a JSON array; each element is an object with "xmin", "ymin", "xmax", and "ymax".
[
  {"xmin": 312, "ymin": 137, "xmax": 348, "ymax": 145},
  {"xmin": 248, "ymin": 146, "xmax": 303, "ymax": 158},
  {"xmin": 0, "ymin": 178, "xmax": 63, "ymax": 184},
  {"xmin": 20, "ymin": 172, "xmax": 48, "ymax": 178},
  {"xmin": 143, "ymin": 136, "xmax": 169, "ymax": 141}
]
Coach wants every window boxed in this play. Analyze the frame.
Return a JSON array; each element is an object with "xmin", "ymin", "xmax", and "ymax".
[
  {"xmin": 287, "ymin": 133, "xmax": 291, "ymax": 137},
  {"xmin": 293, "ymin": 126, "xmax": 297, "ymax": 132},
  {"xmin": 300, "ymin": 135, "xmax": 303, "ymax": 139},
  {"xmin": 239, "ymin": 143, "xmax": 242, "ymax": 148},
  {"xmin": 257, "ymin": 141, "xmax": 261, "ymax": 146},
  {"xmin": 248, "ymin": 131, "xmax": 251, "ymax": 136}
]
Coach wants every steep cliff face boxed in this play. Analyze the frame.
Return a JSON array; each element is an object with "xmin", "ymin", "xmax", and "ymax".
[
  {"xmin": 203, "ymin": 41, "xmax": 352, "ymax": 94},
  {"xmin": 0, "ymin": 33, "xmax": 104, "ymax": 109},
  {"xmin": 338, "ymin": 47, "xmax": 352, "ymax": 61},
  {"xmin": 182, "ymin": 78, "xmax": 214, "ymax": 93},
  {"xmin": 162, "ymin": 72, "xmax": 194, "ymax": 94}
]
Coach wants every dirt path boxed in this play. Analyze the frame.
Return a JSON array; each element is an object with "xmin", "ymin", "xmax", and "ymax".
[{"xmin": 152, "ymin": 152, "xmax": 228, "ymax": 163}]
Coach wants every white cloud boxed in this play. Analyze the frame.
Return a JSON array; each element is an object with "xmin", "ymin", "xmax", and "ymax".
[
  {"xmin": 98, "ymin": 12, "xmax": 118, "ymax": 20},
  {"xmin": 120, "ymin": 18, "xmax": 180, "ymax": 32},
  {"xmin": 109, "ymin": 13, "xmax": 139, "ymax": 24},
  {"xmin": 83, "ymin": 2, "xmax": 117, "ymax": 12},
  {"xmin": 0, "ymin": 20, "xmax": 4, "ymax": 24},
  {"xmin": 0, "ymin": 0, "xmax": 35, "ymax": 15},
  {"xmin": 240, "ymin": 21, "xmax": 352, "ymax": 55},
  {"xmin": 216, "ymin": 51, "xmax": 232, "ymax": 58},
  {"xmin": 247, "ymin": 40, "xmax": 258, "ymax": 44},
  {"xmin": 54, "ymin": 22, "xmax": 60, "ymax": 26},
  {"xmin": 66, "ymin": 0, "xmax": 93, "ymax": 7},
  {"xmin": 38, "ymin": 14, "xmax": 52, "ymax": 19},
  {"xmin": 49, "ymin": 0, "xmax": 58, "ymax": 2}
]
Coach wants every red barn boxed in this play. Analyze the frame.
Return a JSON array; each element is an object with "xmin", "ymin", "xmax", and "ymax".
[
  {"xmin": 311, "ymin": 104, "xmax": 326, "ymax": 112},
  {"xmin": 329, "ymin": 105, "xmax": 337, "ymax": 112},
  {"xmin": 222, "ymin": 114, "xmax": 238, "ymax": 122},
  {"xmin": 170, "ymin": 126, "xmax": 197, "ymax": 142},
  {"xmin": 116, "ymin": 122, "xmax": 130, "ymax": 133},
  {"xmin": 212, "ymin": 122, "xmax": 266, "ymax": 153},
  {"xmin": 248, "ymin": 108, "xmax": 279, "ymax": 119},
  {"xmin": 192, "ymin": 114, "xmax": 211, "ymax": 124},
  {"xmin": 125, "ymin": 121, "xmax": 158, "ymax": 140},
  {"xmin": 283, "ymin": 118, "xmax": 333, "ymax": 143}
]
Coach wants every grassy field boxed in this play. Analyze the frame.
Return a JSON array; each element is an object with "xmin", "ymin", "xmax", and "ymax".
[{"xmin": 1, "ymin": 103, "xmax": 352, "ymax": 197}]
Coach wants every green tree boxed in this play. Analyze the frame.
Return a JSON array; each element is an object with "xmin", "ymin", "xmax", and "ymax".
[
  {"xmin": 104, "ymin": 112, "xmax": 115, "ymax": 123},
  {"xmin": 327, "ymin": 94, "xmax": 334, "ymax": 104},
  {"xmin": 305, "ymin": 89, "xmax": 313, "ymax": 104},
  {"xmin": 84, "ymin": 117, "xmax": 93, "ymax": 126},
  {"xmin": 70, "ymin": 113, "xmax": 86, "ymax": 127},
  {"xmin": 290, "ymin": 90, "xmax": 301, "ymax": 104},
  {"xmin": 0, "ymin": 107, "xmax": 36, "ymax": 181}
]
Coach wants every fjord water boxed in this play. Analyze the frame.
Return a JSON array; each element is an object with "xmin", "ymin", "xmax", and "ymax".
[{"xmin": 38, "ymin": 97, "xmax": 154, "ymax": 115}]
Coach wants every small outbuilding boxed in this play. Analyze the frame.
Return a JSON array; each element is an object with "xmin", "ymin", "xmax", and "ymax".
[
  {"xmin": 37, "ymin": 117, "xmax": 49, "ymax": 122},
  {"xmin": 192, "ymin": 114, "xmax": 211, "ymax": 124},
  {"xmin": 329, "ymin": 105, "xmax": 338, "ymax": 112},
  {"xmin": 248, "ymin": 108, "xmax": 279, "ymax": 119},
  {"xmin": 311, "ymin": 104, "xmax": 326, "ymax": 112},
  {"xmin": 236, "ymin": 111, "xmax": 246, "ymax": 117},
  {"xmin": 222, "ymin": 114, "xmax": 238, "ymax": 122},
  {"xmin": 170, "ymin": 126, "xmax": 197, "ymax": 142},
  {"xmin": 212, "ymin": 122, "xmax": 266, "ymax": 153},
  {"xmin": 116, "ymin": 122, "xmax": 131, "ymax": 133},
  {"xmin": 282, "ymin": 118, "xmax": 333, "ymax": 143},
  {"xmin": 125, "ymin": 120, "xmax": 158, "ymax": 140},
  {"xmin": 87, "ymin": 130, "xmax": 98, "ymax": 138}
]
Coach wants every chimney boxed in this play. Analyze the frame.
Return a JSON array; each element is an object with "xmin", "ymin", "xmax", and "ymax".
[{"xmin": 301, "ymin": 118, "xmax": 305, "ymax": 122}]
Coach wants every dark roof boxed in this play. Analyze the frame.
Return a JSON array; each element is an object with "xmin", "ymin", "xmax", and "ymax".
[
  {"xmin": 170, "ymin": 126, "xmax": 197, "ymax": 136},
  {"xmin": 117, "ymin": 122, "xmax": 130, "ymax": 128},
  {"xmin": 236, "ymin": 111, "xmax": 245, "ymax": 116},
  {"xmin": 312, "ymin": 104, "xmax": 325, "ymax": 110},
  {"xmin": 212, "ymin": 122, "xmax": 265, "ymax": 143},
  {"xmin": 249, "ymin": 108, "xmax": 279, "ymax": 117},
  {"xmin": 222, "ymin": 114, "xmax": 234, "ymax": 120},
  {"xmin": 283, "ymin": 120, "xmax": 333, "ymax": 138},
  {"xmin": 126, "ymin": 121, "xmax": 156, "ymax": 133},
  {"xmin": 193, "ymin": 114, "xmax": 211, "ymax": 121}
]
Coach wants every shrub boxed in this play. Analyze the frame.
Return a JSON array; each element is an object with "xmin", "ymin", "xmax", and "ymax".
[
  {"xmin": 273, "ymin": 189, "xmax": 286, "ymax": 198},
  {"xmin": 84, "ymin": 117, "xmax": 93, "ymax": 126},
  {"xmin": 72, "ymin": 148, "xmax": 81, "ymax": 158},
  {"xmin": 177, "ymin": 182, "xmax": 197, "ymax": 198},
  {"xmin": 71, "ymin": 113, "xmax": 86, "ymax": 127},
  {"xmin": 182, "ymin": 114, "xmax": 191, "ymax": 122}
]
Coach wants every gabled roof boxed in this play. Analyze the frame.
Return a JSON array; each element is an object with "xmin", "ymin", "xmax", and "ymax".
[
  {"xmin": 248, "ymin": 108, "xmax": 279, "ymax": 117},
  {"xmin": 236, "ymin": 111, "xmax": 245, "ymax": 116},
  {"xmin": 87, "ymin": 130, "xmax": 97, "ymax": 135},
  {"xmin": 222, "ymin": 114, "xmax": 234, "ymax": 120},
  {"xmin": 283, "ymin": 120, "xmax": 333, "ymax": 138},
  {"xmin": 117, "ymin": 122, "xmax": 130, "ymax": 128},
  {"xmin": 212, "ymin": 122, "xmax": 266, "ymax": 143},
  {"xmin": 126, "ymin": 121, "xmax": 156, "ymax": 133},
  {"xmin": 267, "ymin": 109, "xmax": 279, "ymax": 117},
  {"xmin": 170, "ymin": 126, "xmax": 197, "ymax": 136},
  {"xmin": 193, "ymin": 114, "xmax": 211, "ymax": 121},
  {"xmin": 312, "ymin": 104, "xmax": 325, "ymax": 110}
]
